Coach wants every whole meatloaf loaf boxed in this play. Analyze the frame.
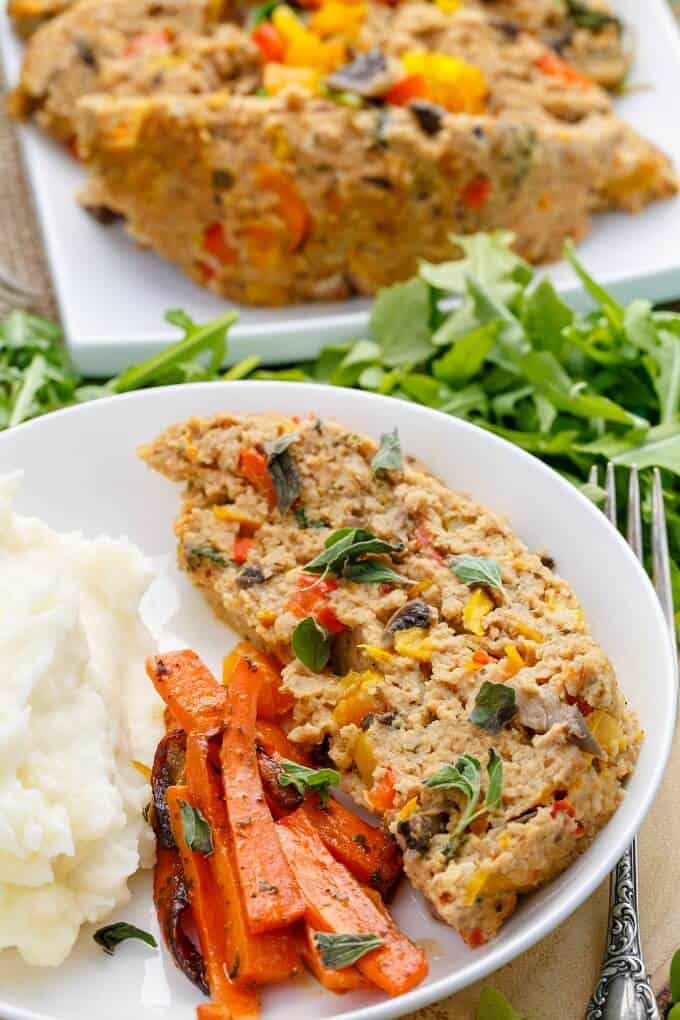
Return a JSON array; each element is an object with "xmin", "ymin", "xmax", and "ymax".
[
  {"xmin": 74, "ymin": 87, "xmax": 675, "ymax": 304},
  {"xmin": 139, "ymin": 412, "xmax": 642, "ymax": 945}
]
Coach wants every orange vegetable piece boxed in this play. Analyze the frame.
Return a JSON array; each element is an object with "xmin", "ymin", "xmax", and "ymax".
[
  {"xmin": 535, "ymin": 51, "xmax": 593, "ymax": 87},
  {"xmin": 167, "ymin": 785, "xmax": 260, "ymax": 1019},
  {"xmin": 287, "ymin": 573, "xmax": 338, "ymax": 617},
  {"xmin": 277, "ymin": 809, "xmax": 428, "ymax": 996},
  {"xmin": 221, "ymin": 655, "xmax": 305, "ymax": 933},
  {"xmin": 461, "ymin": 174, "xmax": 491, "ymax": 210},
  {"xmin": 223, "ymin": 641, "xmax": 294, "ymax": 720},
  {"xmin": 147, "ymin": 651, "xmax": 226, "ymax": 733},
  {"xmin": 384, "ymin": 74, "xmax": 427, "ymax": 106},
  {"xmin": 256, "ymin": 167, "xmax": 310, "ymax": 251},
  {"xmin": 551, "ymin": 796, "xmax": 576, "ymax": 819},
  {"xmin": 203, "ymin": 222, "xmax": 238, "ymax": 265},
  {"xmin": 255, "ymin": 720, "xmax": 311, "ymax": 764},
  {"xmin": 298, "ymin": 922, "xmax": 368, "ymax": 992},
  {"xmin": 414, "ymin": 521, "xmax": 445, "ymax": 564},
  {"xmin": 252, "ymin": 22, "xmax": 286, "ymax": 62},
  {"xmin": 232, "ymin": 535, "xmax": 255, "ymax": 565},
  {"xmin": 185, "ymin": 733, "xmax": 301, "ymax": 984},
  {"xmin": 367, "ymin": 767, "xmax": 397, "ymax": 812},
  {"xmin": 302, "ymin": 795, "xmax": 402, "ymax": 899},
  {"xmin": 473, "ymin": 649, "xmax": 492, "ymax": 665},
  {"xmin": 238, "ymin": 447, "xmax": 277, "ymax": 506},
  {"xmin": 124, "ymin": 28, "xmax": 171, "ymax": 57}
]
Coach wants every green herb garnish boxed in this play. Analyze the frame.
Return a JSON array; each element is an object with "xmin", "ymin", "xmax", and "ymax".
[
  {"xmin": 425, "ymin": 750, "xmax": 503, "ymax": 857},
  {"xmin": 451, "ymin": 555, "xmax": 504, "ymax": 593},
  {"xmin": 477, "ymin": 987, "xmax": 527, "ymax": 1020},
  {"xmin": 565, "ymin": 0, "xmax": 621, "ymax": 32},
  {"xmin": 265, "ymin": 432, "xmax": 301, "ymax": 515},
  {"xmin": 277, "ymin": 758, "xmax": 340, "ymax": 805},
  {"xmin": 248, "ymin": 0, "xmax": 281, "ymax": 24},
  {"xmin": 186, "ymin": 545, "xmax": 228, "ymax": 569},
  {"xmin": 372, "ymin": 427, "xmax": 402, "ymax": 472},
  {"xmin": 303, "ymin": 527, "xmax": 405, "ymax": 582},
  {"xmin": 93, "ymin": 923, "xmax": 158, "ymax": 956},
  {"xmin": 342, "ymin": 560, "xmax": 408, "ymax": 584},
  {"xmin": 294, "ymin": 506, "xmax": 326, "ymax": 529},
  {"xmin": 292, "ymin": 616, "xmax": 331, "ymax": 672},
  {"xmin": 180, "ymin": 801, "xmax": 213, "ymax": 857},
  {"xmin": 470, "ymin": 682, "xmax": 517, "ymax": 733},
  {"xmin": 312, "ymin": 931, "xmax": 384, "ymax": 969}
]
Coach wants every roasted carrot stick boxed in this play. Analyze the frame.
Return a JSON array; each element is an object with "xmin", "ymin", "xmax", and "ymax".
[
  {"xmin": 255, "ymin": 720, "xmax": 311, "ymax": 765},
  {"xmin": 301, "ymin": 796, "xmax": 403, "ymax": 900},
  {"xmin": 197, "ymin": 1007, "xmax": 231, "ymax": 1020},
  {"xmin": 223, "ymin": 641, "xmax": 294, "ymax": 720},
  {"xmin": 167, "ymin": 784, "xmax": 260, "ymax": 1019},
  {"xmin": 221, "ymin": 655, "xmax": 305, "ymax": 933},
  {"xmin": 277, "ymin": 810, "xmax": 428, "ymax": 996},
  {"xmin": 153, "ymin": 842, "xmax": 208, "ymax": 994},
  {"xmin": 147, "ymin": 651, "xmax": 226, "ymax": 732},
  {"xmin": 298, "ymin": 922, "xmax": 368, "ymax": 993},
  {"xmin": 185, "ymin": 733, "xmax": 301, "ymax": 984}
]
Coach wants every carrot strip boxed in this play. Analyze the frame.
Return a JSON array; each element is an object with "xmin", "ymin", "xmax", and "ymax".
[
  {"xmin": 153, "ymin": 843, "xmax": 208, "ymax": 994},
  {"xmin": 298, "ymin": 922, "xmax": 368, "ymax": 993},
  {"xmin": 255, "ymin": 720, "xmax": 311, "ymax": 765},
  {"xmin": 277, "ymin": 809, "xmax": 428, "ymax": 996},
  {"xmin": 185, "ymin": 733, "xmax": 301, "ymax": 984},
  {"xmin": 167, "ymin": 785, "xmax": 260, "ymax": 1019},
  {"xmin": 223, "ymin": 642, "xmax": 293, "ymax": 720},
  {"xmin": 221, "ymin": 656, "xmax": 305, "ymax": 933},
  {"xmin": 197, "ymin": 1007, "xmax": 231, "ymax": 1020},
  {"xmin": 301, "ymin": 796, "xmax": 403, "ymax": 899},
  {"xmin": 147, "ymin": 651, "xmax": 226, "ymax": 732}
]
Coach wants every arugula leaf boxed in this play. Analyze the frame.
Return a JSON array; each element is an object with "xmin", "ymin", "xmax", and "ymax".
[
  {"xmin": 223, "ymin": 354, "xmax": 260, "ymax": 380},
  {"xmin": 477, "ymin": 987, "xmax": 527, "ymax": 1020},
  {"xmin": 265, "ymin": 432, "xmax": 301, "ymax": 514},
  {"xmin": 610, "ymin": 423, "xmax": 680, "ymax": 476},
  {"xmin": 564, "ymin": 240, "xmax": 624, "ymax": 331},
  {"xmin": 470, "ymin": 682, "xmax": 517, "ymax": 733},
  {"xmin": 451, "ymin": 555, "xmax": 504, "ymax": 592},
  {"xmin": 292, "ymin": 616, "xmax": 331, "ymax": 672},
  {"xmin": 521, "ymin": 279, "xmax": 573, "ymax": 355},
  {"xmin": 180, "ymin": 801, "xmax": 214, "ymax": 857},
  {"xmin": 313, "ymin": 932, "xmax": 383, "ymax": 969},
  {"xmin": 518, "ymin": 350, "xmax": 643, "ymax": 426},
  {"xmin": 93, "ymin": 923, "xmax": 158, "ymax": 956},
  {"xmin": 370, "ymin": 277, "xmax": 434, "ymax": 367},
  {"xmin": 420, "ymin": 231, "xmax": 531, "ymax": 306},
  {"xmin": 432, "ymin": 321, "xmax": 499, "ymax": 386},
  {"xmin": 372, "ymin": 428, "xmax": 402, "ymax": 471},
  {"xmin": 624, "ymin": 301, "xmax": 680, "ymax": 424},
  {"xmin": 277, "ymin": 758, "xmax": 340, "ymax": 804}
]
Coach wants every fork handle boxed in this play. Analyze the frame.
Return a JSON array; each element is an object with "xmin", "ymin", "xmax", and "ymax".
[{"xmin": 586, "ymin": 838, "xmax": 659, "ymax": 1020}]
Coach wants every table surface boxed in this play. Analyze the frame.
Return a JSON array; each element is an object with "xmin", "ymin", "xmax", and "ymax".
[{"xmin": 1, "ymin": 23, "xmax": 679, "ymax": 1020}]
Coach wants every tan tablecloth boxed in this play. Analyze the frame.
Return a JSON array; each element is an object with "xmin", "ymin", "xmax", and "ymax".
[{"xmin": 1, "ymin": 90, "xmax": 678, "ymax": 1020}]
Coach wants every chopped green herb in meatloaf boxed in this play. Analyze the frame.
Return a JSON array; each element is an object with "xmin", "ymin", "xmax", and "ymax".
[{"xmin": 140, "ymin": 412, "xmax": 641, "ymax": 945}]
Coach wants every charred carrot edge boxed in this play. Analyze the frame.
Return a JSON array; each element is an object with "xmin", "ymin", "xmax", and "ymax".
[
  {"xmin": 298, "ymin": 921, "xmax": 369, "ymax": 993},
  {"xmin": 153, "ymin": 842, "xmax": 208, "ymax": 995},
  {"xmin": 277, "ymin": 809, "xmax": 428, "ymax": 997},
  {"xmin": 221, "ymin": 655, "xmax": 305, "ymax": 933},
  {"xmin": 167, "ymin": 785, "xmax": 260, "ymax": 1020},
  {"xmin": 255, "ymin": 720, "xmax": 311, "ymax": 765},
  {"xmin": 185, "ymin": 732, "xmax": 301, "ymax": 985},
  {"xmin": 147, "ymin": 651, "xmax": 226, "ymax": 732},
  {"xmin": 223, "ymin": 641, "xmax": 294, "ymax": 720},
  {"xmin": 301, "ymin": 796, "xmax": 403, "ymax": 899}
]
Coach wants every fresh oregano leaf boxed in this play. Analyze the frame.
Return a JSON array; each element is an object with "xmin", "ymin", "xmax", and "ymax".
[
  {"xmin": 304, "ymin": 528, "xmax": 404, "ymax": 577},
  {"xmin": 451, "ymin": 555, "xmax": 504, "ymax": 593},
  {"xmin": 470, "ymin": 682, "xmax": 517, "ymax": 733},
  {"xmin": 180, "ymin": 801, "xmax": 214, "ymax": 857},
  {"xmin": 186, "ymin": 545, "xmax": 228, "ymax": 569},
  {"xmin": 265, "ymin": 432, "xmax": 301, "ymax": 515},
  {"xmin": 294, "ymin": 506, "xmax": 325, "ymax": 529},
  {"xmin": 93, "ymin": 922, "xmax": 158, "ymax": 956},
  {"xmin": 277, "ymin": 758, "xmax": 340, "ymax": 804},
  {"xmin": 485, "ymin": 748, "xmax": 503, "ymax": 810},
  {"xmin": 313, "ymin": 931, "xmax": 384, "ymax": 969},
  {"xmin": 343, "ymin": 561, "xmax": 409, "ymax": 584},
  {"xmin": 292, "ymin": 616, "xmax": 331, "ymax": 672},
  {"xmin": 426, "ymin": 750, "xmax": 504, "ymax": 858},
  {"xmin": 372, "ymin": 428, "xmax": 402, "ymax": 472}
]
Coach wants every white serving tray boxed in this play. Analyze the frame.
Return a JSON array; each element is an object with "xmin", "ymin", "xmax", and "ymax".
[{"xmin": 1, "ymin": 0, "xmax": 680, "ymax": 376}]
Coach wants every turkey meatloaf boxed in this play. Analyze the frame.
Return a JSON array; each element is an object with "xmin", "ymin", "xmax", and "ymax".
[{"xmin": 139, "ymin": 412, "xmax": 641, "ymax": 945}]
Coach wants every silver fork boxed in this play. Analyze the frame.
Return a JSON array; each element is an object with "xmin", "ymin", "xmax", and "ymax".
[{"xmin": 586, "ymin": 465, "xmax": 677, "ymax": 1020}]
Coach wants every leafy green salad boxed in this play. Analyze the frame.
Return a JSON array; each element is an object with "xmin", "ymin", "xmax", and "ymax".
[{"xmin": 1, "ymin": 232, "xmax": 678, "ymax": 630}]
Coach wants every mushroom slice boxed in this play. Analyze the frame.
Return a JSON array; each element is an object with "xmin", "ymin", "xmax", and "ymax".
[
  {"xmin": 325, "ymin": 49, "xmax": 403, "ymax": 98},
  {"xmin": 516, "ymin": 687, "xmax": 602, "ymax": 757},
  {"xmin": 385, "ymin": 599, "xmax": 433, "ymax": 636}
]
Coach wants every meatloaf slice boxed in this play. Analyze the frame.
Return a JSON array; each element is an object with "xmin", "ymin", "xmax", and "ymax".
[
  {"xmin": 8, "ymin": 0, "xmax": 235, "ymax": 140},
  {"xmin": 74, "ymin": 89, "xmax": 676, "ymax": 303},
  {"xmin": 139, "ymin": 412, "xmax": 641, "ymax": 944}
]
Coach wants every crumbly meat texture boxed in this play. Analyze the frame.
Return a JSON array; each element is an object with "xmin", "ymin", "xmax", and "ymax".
[
  {"xmin": 139, "ymin": 412, "xmax": 642, "ymax": 945},
  {"xmin": 75, "ymin": 86, "xmax": 675, "ymax": 304}
]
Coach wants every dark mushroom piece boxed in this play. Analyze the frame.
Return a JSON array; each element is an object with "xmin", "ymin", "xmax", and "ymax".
[
  {"xmin": 237, "ymin": 563, "xmax": 265, "ymax": 588},
  {"xmin": 325, "ymin": 49, "xmax": 403, "ymax": 99},
  {"xmin": 385, "ymin": 599, "xmax": 433, "ymax": 637},
  {"xmin": 153, "ymin": 844, "xmax": 208, "ymax": 994},
  {"xmin": 151, "ymin": 728, "xmax": 187, "ymax": 849},
  {"xmin": 409, "ymin": 100, "xmax": 445, "ymax": 137},
  {"xmin": 515, "ymin": 687, "xmax": 602, "ymax": 757}
]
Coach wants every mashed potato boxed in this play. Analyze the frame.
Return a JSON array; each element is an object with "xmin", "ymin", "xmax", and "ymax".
[{"xmin": 0, "ymin": 474, "xmax": 163, "ymax": 966}]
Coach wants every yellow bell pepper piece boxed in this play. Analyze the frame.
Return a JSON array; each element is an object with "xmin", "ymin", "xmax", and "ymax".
[
  {"xmin": 512, "ymin": 619, "xmax": 544, "ymax": 643},
  {"xmin": 131, "ymin": 759, "xmax": 152, "ymax": 781},
  {"xmin": 310, "ymin": 0, "xmax": 366, "ymax": 40},
  {"xmin": 333, "ymin": 671, "xmax": 382, "ymax": 727},
  {"xmin": 353, "ymin": 731, "xmax": 377, "ymax": 785},
  {"xmin": 463, "ymin": 589, "xmax": 494, "ymax": 636},
  {"xmin": 435, "ymin": 0, "xmax": 461, "ymax": 11},
  {"xmin": 397, "ymin": 796, "xmax": 419, "ymax": 822},
  {"xmin": 272, "ymin": 5, "xmax": 345, "ymax": 72},
  {"xmin": 587, "ymin": 710, "xmax": 626, "ymax": 757},
  {"xmin": 393, "ymin": 626, "xmax": 434, "ymax": 662},
  {"xmin": 464, "ymin": 867, "xmax": 514, "ymax": 905},
  {"xmin": 213, "ymin": 504, "xmax": 262, "ymax": 529},
  {"xmin": 401, "ymin": 51, "xmax": 487, "ymax": 114},
  {"xmin": 358, "ymin": 644, "xmax": 395, "ymax": 663},
  {"xmin": 263, "ymin": 63, "xmax": 321, "ymax": 95},
  {"xmin": 503, "ymin": 643, "xmax": 525, "ymax": 677}
]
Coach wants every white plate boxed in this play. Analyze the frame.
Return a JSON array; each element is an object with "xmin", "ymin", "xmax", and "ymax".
[
  {"xmin": 2, "ymin": 0, "xmax": 680, "ymax": 375},
  {"xmin": 0, "ymin": 381, "xmax": 675, "ymax": 1020}
]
